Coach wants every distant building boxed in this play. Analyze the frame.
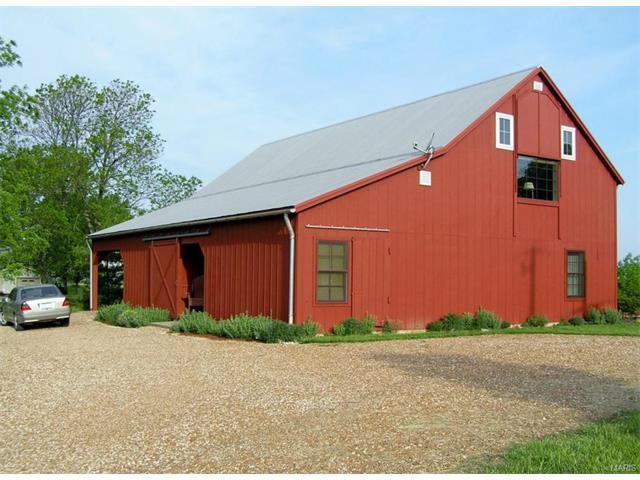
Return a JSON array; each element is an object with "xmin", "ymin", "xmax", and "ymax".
[{"xmin": 0, "ymin": 271, "xmax": 41, "ymax": 295}]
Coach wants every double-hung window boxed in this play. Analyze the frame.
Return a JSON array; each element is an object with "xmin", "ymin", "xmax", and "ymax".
[
  {"xmin": 496, "ymin": 112, "xmax": 514, "ymax": 150},
  {"xmin": 316, "ymin": 241, "xmax": 348, "ymax": 302},
  {"xmin": 567, "ymin": 251, "xmax": 585, "ymax": 297},
  {"xmin": 561, "ymin": 126, "xmax": 576, "ymax": 160}
]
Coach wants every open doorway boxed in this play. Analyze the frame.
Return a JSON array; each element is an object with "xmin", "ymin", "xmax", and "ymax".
[
  {"xmin": 181, "ymin": 243, "xmax": 204, "ymax": 311},
  {"xmin": 97, "ymin": 250, "xmax": 123, "ymax": 306}
]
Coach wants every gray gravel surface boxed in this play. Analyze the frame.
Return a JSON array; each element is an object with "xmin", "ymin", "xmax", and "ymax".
[{"xmin": 1, "ymin": 312, "xmax": 638, "ymax": 473}]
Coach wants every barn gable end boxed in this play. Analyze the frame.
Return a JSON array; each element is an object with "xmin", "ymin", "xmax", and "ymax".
[{"xmin": 294, "ymin": 69, "xmax": 618, "ymax": 330}]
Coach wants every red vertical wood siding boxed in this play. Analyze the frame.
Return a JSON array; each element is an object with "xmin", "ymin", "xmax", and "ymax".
[
  {"xmin": 121, "ymin": 246, "xmax": 149, "ymax": 307},
  {"xmin": 91, "ymin": 72, "xmax": 618, "ymax": 332},
  {"xmin": 198, "ymin": 216, "xmax": 288, "ymax": 320},
  {"xmin": 91, "ymin": 216, "xmax": 289, "ymax": 320},
  {"xmin": 295, "ymin": 73, "xmax": 618, "ymax": 330}
]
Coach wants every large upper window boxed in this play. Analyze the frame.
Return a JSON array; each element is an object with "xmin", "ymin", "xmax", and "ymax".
[
  {"xmin": 517, "ymin": 155, "xmax": 559, "ymax": 201},
  {"xmin": 496, "ymin": 112, "xmax": 514, "ymax": 150},
  {"xmin": 316, "ymin": 241, "xmax": 348, "ymax": 303},
  {"xmin": 567, "ymin": 251, "xmax": 585, "ymax": 297},
  {"xmin": 561, "ymin": 125, "xmax": 576, "ymax": 160}
]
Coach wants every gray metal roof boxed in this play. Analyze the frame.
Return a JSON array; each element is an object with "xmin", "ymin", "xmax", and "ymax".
[{"xmin": 90, "ymin": 67, "xmax": 535, "ymax": 238}]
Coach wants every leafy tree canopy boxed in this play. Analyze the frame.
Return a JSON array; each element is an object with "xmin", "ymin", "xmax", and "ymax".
[{"xmin": 0, "ymin": 36, "xmax": 202, "ymax": 285}]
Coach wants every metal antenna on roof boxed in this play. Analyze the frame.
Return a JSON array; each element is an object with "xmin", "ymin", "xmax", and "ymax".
[{"xmin": 413, "ymin": 132, "xmax": 436, "ymax": 170}]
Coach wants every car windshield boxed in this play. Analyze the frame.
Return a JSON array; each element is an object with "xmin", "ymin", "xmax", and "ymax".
[{"xmin": 21, "ymin": 286, "xmax": 61, "ymax": 301}]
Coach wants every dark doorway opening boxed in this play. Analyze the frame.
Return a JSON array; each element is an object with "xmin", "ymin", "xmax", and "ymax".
[
  {"xmin": 181, "ymin": 244, "xmax": 204, "ymax": 311},
  {"xmin": 98, "ymin": 250, "xmax": 123, "ymax": 306}
]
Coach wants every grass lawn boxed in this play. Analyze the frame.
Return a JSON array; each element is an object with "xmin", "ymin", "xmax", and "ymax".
[
  {"xmin": 463, "ymin": 411, "xmax": 640, "ymax": 474},
  {"xmin": 301, "ymin": 322, "xmax": 640, "ymax": 343}
]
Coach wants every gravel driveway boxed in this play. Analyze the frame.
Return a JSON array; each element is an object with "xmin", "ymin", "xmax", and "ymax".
[{"xmin": 1, "ymin": 312, "xmax": 638, "ymax": 473}]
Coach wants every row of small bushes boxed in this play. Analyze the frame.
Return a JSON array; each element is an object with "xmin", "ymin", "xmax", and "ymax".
[
  {"xmin": 427, "ymin": 308, "xmax": 510, "ymax": 332},
  {"xmin": 170, "ymin": 311, "xmax": 319, "ymax": 343},
  {"xmin": 332, "ymin": 315, "xmax": 375, "ymax": 336},
  {"xmin": 95, "ymin": 302, "xmax": 171, "ymax": 328},
  {"xmin": 329, "ymin": 316, "xmax": 401, "ymax": 336},
  {"xmin": 525, "ymin": 307, "xmax": 624, "ymax": 327}
]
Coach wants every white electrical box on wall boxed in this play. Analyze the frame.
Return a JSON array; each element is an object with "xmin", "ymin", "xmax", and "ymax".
[{"xmin": 419, "ymin": 170, "xmax": 431, "ymax": 186}]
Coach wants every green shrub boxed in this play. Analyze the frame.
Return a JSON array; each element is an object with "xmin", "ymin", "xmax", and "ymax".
[
  {"xmin": 333, "ymin": 316, "xmax": 375, "ymax": 336},
  {"xmin": 296, "ymin": 319, "xmax": 320, "ymax": 338},
  {"xmin": 585, "ymin": 307, "xmax": 604, "ymax": 324},
  {"xmin": 440, "ymin": 312, "xmax": 471, "ymax": 331},
  {"xmin": 171, "ymin": 310, "xmax": 217, "ymax": 334},
  {"xmin": 462, "ymin": 312, "xmax": 474, "ymax": 328},
  {"xmin": 172, "ymin": 312, "xmax": 319, "ymax": 343},
  {"xmin": 618, "ymin": 253, "xmax": 640, "ymax": 315},
  {"xmin": 113, "ymin": 306, "xmax": 171, "ymax": 328},
  {"xmin": 569, "ymin": 316, "xmax": 586, "ymax": 326},
  {"xmin": 602, "ymin": 307, "xmax": 623, "ymax": 324},
  {"xmin": 362, "ymin": 314, "xmax": 376, "ymax": 333},
  {"xmin": 500, "ymin": 320, "xmax": 511, "ymax": 329},
  {"xmin": 381, "ymin": 319, "xmax": 399, "ymax": 334},
  {"xmin": 255, "ymin": 320, "xmax": 296, "ymax": 343},
  {"xmin": 525, "ymin": 315, "xmax": 548, "ymax": 327},
  {"xmin": 333, "ymin": 323, "xmax": 347, "ymax": 336},
  {"xmin": 219, "ymin": 313, "xmax": 272, "ymax": 339},
  {"xmin": 95, "ymin": 302, "xmax": 131, "ymax": 324},
  {"xmin": 558, "ymin": 319, "xmax": 570, "ymax": 326},
  {"xmin": 426, "ymin": 320, "xmax": 445, "ymax": 331},
  {"xmin": 474, "ymin": 309, "xmax": 501, "ymax": 330}
]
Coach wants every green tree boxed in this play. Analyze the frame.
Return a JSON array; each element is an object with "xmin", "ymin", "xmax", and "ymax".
[
  {"xmin": 29, "ymin": 75, "xmax": 200, "ymax": 223},
  {"xmin": 30, "ymin": 75, "xmax": 165, "ymax": 227},
  {"xmin": 148, "ymin": 167, "xmax": 203, "ymax": 211},
  {"xmin": 618, "ymin": 253, "xmax": 640, "ymax": 315},
  {"xmin": 0, "ymin": 37, "xmax": 202, "ymax": 286},
  {"xmin": 0, "ymin": 37, "xmax": 35, "ymax": 146}
]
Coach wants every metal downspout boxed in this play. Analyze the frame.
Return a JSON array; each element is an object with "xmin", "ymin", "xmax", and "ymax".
[
  {"xmin": 85, "ymin": 238, "xmax": 93, "ymax": 310},
  {"xmin": 283, "ymin": 211, "xmax": 295, "ymax": 325}
]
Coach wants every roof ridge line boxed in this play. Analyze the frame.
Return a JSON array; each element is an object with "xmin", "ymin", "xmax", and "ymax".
[{"xmin": 258, "ymin": 66, "xmax": 537, "ymax": 148}]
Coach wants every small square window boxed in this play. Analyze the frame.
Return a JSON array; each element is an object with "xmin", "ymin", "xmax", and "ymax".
[
  {"xmin": 496, "ymin": 112, "xmax": 514, "ymax": 150},
  {"xmin": 561, "ymin": 126, "xmax": 576, "ymax": 161}
]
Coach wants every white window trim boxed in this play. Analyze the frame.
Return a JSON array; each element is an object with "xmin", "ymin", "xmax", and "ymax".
[
  {"xmin": 561, "ymin": 125, "xmax": 576, "ymax": 161},
  {"xmin": 496, "ymin": 112, "xmax": 514, "ymax": 151}
]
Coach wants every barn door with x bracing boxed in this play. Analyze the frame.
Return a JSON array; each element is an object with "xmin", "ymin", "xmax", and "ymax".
[{"xmin": 149, "ymin": 239, "xmax": 179, "ymax": 317}]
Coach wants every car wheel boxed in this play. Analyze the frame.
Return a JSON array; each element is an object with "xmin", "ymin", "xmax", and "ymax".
[
  {"xmin": 13, "ymin": 316, "xmax": 24, "ymax": 331},
  {"xmin": 0, "ymin": 311, "xmax": 6, "ymax": 326},
  {"xmin": 59, "ymin": 318, "xmax": 69, "ymax": 327}
]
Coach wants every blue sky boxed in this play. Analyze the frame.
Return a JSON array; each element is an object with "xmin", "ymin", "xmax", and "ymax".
[{"xmin": 1, "ymin": 7, "xmax": 638, "ymax": 256}]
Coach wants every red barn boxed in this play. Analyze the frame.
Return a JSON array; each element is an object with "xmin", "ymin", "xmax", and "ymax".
[{"xmin": 89, "ymin": 66, "xmax": 624, "ymax": 331}]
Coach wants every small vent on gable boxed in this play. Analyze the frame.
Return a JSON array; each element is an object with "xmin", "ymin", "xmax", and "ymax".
[{"xmin": 533, "ymin": 81, "xmax": 543, "ymax": 92}]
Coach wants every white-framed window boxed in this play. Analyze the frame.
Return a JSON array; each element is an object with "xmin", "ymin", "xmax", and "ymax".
[
  {"xmin": 496, "ymin": 112, "xmax": 514, "ymax": 151},
  {"xmin": 561, "ymin": 125, "xmax": 576, "ymax": 160}
]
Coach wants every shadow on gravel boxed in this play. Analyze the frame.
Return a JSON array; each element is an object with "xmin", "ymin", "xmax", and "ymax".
[
  {"xmin": 371, "ymin": 352, "xmax": 640, "ymax": 412},
  {"xmin": 3, "ymin": 321, "xmax": 68, "ymax": 332}
]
